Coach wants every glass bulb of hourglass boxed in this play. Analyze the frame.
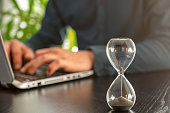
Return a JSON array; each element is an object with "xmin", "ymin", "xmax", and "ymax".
[{"xmin": 106, "ymin": 38, "xmax": 136, "ymax": 111}]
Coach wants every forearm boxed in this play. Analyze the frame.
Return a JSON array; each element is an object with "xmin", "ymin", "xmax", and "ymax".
[
  {"xmin": 127, "ymin": 37, "xmax": 170, "ymax": 73},
  {"xmin": 89, "ymin": 37, "xmax": 170, "ymax": 76}
]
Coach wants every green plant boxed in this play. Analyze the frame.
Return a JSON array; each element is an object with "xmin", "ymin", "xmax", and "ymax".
[
  {"xmin": 0, "ymin": 0, "xmax": 78, "ymax": 51},
  {"xmin": 0, "ymin": 0, "xmax": 48, "ymax": 41}
]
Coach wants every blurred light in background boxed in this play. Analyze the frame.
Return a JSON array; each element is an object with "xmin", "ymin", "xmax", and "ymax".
[{"xmin": 16, "ymin": 0, "xmax": 28, "ymax": 11}]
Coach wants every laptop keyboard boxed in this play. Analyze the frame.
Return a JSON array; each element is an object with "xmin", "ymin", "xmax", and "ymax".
[
  {"xmin": 14, "ymin": 66, "xmax": 70, "ymax": 81},
  {"xmin": 15, "ymin": 72, "xmax": 38, "ymax": 81}
]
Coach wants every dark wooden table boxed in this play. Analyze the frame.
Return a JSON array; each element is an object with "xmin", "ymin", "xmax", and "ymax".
[{"xmin": 0, "ymin": 70, "xmax": 170, "ymax": 113}]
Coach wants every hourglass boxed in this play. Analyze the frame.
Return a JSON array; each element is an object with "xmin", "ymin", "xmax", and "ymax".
[{"xmin": 106, "ymin": 38, "xmax": 136, "ymax": 111}]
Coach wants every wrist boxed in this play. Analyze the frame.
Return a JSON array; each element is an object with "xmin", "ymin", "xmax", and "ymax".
[{"xmin": 79, "ymin": 50, "xmax": 94, "ymax": 70}]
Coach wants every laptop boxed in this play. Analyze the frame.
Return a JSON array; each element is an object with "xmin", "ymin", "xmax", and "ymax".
[{"xmin": 0, "ymin": 33, "xmax": 94, "ymax": 89}]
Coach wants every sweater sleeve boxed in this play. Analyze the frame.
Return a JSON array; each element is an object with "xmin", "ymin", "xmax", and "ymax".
[{"xmin": 24, "ymin": 0, "xmax": 65, "ymax": 51}]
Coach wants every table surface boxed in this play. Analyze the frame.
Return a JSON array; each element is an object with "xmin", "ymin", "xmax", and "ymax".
[{"xmin": 0, "ymin": 70, "xmax": 170, "ymax": 113}]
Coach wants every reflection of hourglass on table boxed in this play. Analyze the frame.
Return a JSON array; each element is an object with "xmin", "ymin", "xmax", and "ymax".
[{"xmin": 106, "ymin": 38, "xmax": 136, "ymax": 111}]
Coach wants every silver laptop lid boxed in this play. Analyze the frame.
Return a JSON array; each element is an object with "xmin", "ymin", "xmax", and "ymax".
[{"xmin": 0, "ymin": 33, "xmax": 14, "ymax": 83}]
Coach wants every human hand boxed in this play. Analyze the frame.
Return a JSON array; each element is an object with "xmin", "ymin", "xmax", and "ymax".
[
  {"xmin": 4, "ymin": 40, "xmax": 34, "ymax": 70},
  {"xmin": 20, "ymin": 47, "xmax": 94, "ymax": 76}
]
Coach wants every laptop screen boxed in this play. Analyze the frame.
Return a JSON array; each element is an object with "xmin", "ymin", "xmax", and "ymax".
[{"xmin": 0, "ymin": 33, "xmax": 14, "ymax": 83}]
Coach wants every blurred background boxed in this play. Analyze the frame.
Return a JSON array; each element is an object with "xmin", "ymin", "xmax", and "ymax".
[{"xmin": 0, "ymin": 0, "xmax": 78, "ymax": 52}]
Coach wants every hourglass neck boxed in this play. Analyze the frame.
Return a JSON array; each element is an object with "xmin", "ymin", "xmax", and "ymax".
[{"xmin": 118, "ymin": 67, "xmax": 124, "ymax": 75}]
